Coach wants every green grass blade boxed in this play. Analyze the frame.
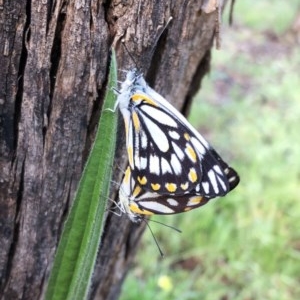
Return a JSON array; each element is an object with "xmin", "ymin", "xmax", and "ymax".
[{"xmin": 45, "ymin": 50, "xmax": 118, "ymax": 300}]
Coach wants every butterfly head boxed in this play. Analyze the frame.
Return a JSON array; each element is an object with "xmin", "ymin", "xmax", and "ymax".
[{"xmin": 117, "ymin": 69, "xmax": 146, "ymax": 109}]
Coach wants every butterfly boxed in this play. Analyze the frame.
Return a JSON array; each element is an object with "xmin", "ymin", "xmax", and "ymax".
[{"xmin": 115, "ymin": 69, "xmax": 239, "ymax": 199}]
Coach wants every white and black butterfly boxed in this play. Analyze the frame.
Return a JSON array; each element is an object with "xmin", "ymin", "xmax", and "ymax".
[{"xmin": 115, "ymin": 69, "xmax": 239, "ymax": 199}]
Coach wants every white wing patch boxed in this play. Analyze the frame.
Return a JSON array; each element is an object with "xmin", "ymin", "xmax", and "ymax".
[
  {"xmin": 172, "ymin": 142, "xmax": 185, "ymax": 160},
  {"xmin": 169, "ymin": 130, "xmax": 181, "ymax": 140},
  {"xmin": 214, "ymin": 165, "xmax": 227, "ymax": 191},
  {"xmin": 140, "ymin": 156, "xmax": 147, "ymax": 169},
  {"xmin": 139, "ymin": 201, "xmax": 175, "ymax": 214},
  {"xmin": 166, "ymin": 198, "xmax": 179, "ymax": 206},
  {"xmin": 192, "ymin": 131, "xmax": 210, "ymax": 148},
  {"xmin": 140, "ymin": 105, "xmax": 178, "ymax": 128},
  {"xmin": 171, "ymin": 154, "xmax": 182, "ymax": 175},
  {"xmin": 141, "ymin": 129, "xmax": 148, "ymax": 149},
  {"xmin": 161, "ymin": 157, "xmax": 172, "ymax": 174},
  {"xmin": 202, "ymin": 181, "xmax": 210, "ymax": 194},
  {"xmin": 207, "ymin": 169, "xmax": 219, "ymax": 194},
  {"xmin": 149, "ymin": 154, "xmax": 160, "ymax": 175},
  {"xmin": 213, "ymin": 165, "xmax": 223, "ymax": 175},
  {"xmin": 142, "ymin": 114, "xmax": 169, "ymax": 152},
  {"xmin": 190, "ymin": 137, "xmax": 207, "ymax": 156}
]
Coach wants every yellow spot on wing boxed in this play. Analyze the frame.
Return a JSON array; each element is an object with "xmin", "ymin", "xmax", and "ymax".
[
  {"xmin": 124, "ymin": 119, "xmax": 129, "ymax": 137},
  {"xmin": 137, "ymin": 176, "xmax": 147, "ymax": 185},
  {"xmin": 132, "ymin": 185, "xmax": 142, "ymax": 197},
  {"xmin": 165, "ymin": 183, "xmax": 177, "ymax": 193},
  {"xmin": 132, "ymin": 93, "xmax": 158, "ymax": 106},
  {"xmin": 129, "ymin": 203, "xmax": 153, "ymax": 215},
  {"xmin": 180, "ymin": 182, "xmax": 189, "ymax": 190},
  {"xmin": 132, "ymin": 111, "xmax": 140, "ymax": 131},
  {"xmin": 188, "ymin": 168, "xmax": 198, "ymax": 183},
  {"xmin": 124, "ymin": 167, "xmax": 131, "ymax": 184},
  {"xmin": 151, "ymin": 183, "xmax": 161, "ymax": 191},
  {"xmin": 186, "ymin": 144, "xmax": 197, "ymax": 162},
  {"xmin": 184, "ymin": 133, "xmax": 190, "ymax": 141},
  {"xmin": 189, "ymin": 196, "xmax": 204, "ymax": 205},
  {"xmin": 184, "ymin": 207, "xmax": 192, "ymax": 212},
  {"xmin": 127, "ymin": 146, "xmax": 134, "ymax": 168}
]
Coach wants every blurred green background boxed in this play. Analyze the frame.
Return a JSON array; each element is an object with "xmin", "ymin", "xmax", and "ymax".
[{"xmin": 120, "ymin": 1, "xmax": 300, "ymax": 299}]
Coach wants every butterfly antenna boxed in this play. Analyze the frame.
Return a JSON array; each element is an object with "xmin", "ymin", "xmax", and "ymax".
[
  {"xmin": 149, "ymin": 16, "xmax": 173, "ymax": 58},
  {"xmin": 112, "ymin": 87, "xmax": 120, "ymax": 94},
  {"xmin": 142, "ymin": 218, "xmax": 164, "ymax": 257},
  {"xmin": 110, "ymin": 180, "xmax": 121, "ymax": 188},
  {"xmin": 147, "ymin": 218, "xmax": 182, "ymax": 233},
  {"xmin": 121, "ymin": 39, "xmax": 138, "ymax": 68}
]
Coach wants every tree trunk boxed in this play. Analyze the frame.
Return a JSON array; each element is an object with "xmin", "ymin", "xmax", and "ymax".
[{"xmin": 0, "ymin": 1, "xmax": 220, "ymax": 299}]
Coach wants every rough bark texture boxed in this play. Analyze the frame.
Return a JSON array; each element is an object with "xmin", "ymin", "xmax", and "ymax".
[{"xmin": 0, "ymin": 0, "xmax": 220, "ymax": 299}]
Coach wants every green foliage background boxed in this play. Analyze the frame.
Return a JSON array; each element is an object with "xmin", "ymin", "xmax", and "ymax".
[{"xmin": 120, "ymin": 1, "xmax": 300, "ymax": 299}]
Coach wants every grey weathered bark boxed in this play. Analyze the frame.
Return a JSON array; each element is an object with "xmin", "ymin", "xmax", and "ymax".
[{"xmin": 0, "ymin": 1, "xmax": 221, "ymax": 299}]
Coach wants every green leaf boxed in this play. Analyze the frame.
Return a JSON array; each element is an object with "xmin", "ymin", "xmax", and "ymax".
[{"xmin": 45, "ymin": 50, "xmax": 118, "ymax": 300}]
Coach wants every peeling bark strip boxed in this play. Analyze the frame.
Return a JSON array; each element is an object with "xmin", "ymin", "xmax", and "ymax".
[{"xmin": 0, "ymin": 0, "xmax": 219, "ymax": 299}]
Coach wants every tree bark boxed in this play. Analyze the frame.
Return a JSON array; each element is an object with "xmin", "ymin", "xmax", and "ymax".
[{"xmin": 0, "ymin": 0, "xmax": 220, "ymax": 299}]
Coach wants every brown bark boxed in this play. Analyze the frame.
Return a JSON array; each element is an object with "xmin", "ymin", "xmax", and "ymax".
[{"xmin": 0, "ymin": 1, "xmax": 220, "ymax": 299}]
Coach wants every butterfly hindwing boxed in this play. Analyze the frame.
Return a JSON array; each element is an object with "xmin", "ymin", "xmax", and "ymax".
[{"xmin": 118, "ymin": 167, "xmax": 211, "ymax": 222}]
